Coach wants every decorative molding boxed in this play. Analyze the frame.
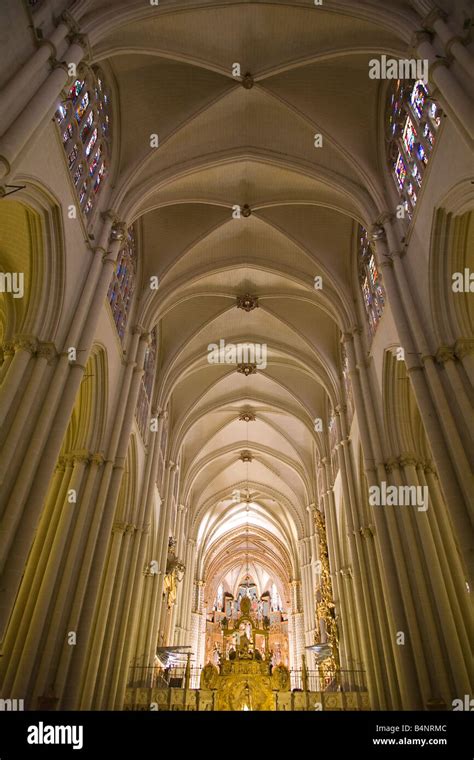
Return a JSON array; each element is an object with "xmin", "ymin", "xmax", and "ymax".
[
  {"xmin": 240, "ymin": 450, "xmax": 253, "ymax": 462},
  {"xmin": 454, "ymin": 338, "xmax": 474, "ymax": 360},
  {"xmin": 241, "ymin": 72, "xmax": 254, "ymax": 89},
  {"xmin": 238, "ymin": 410, "xmax": 256, "ymax": 422},
  {"xmin": 236, "ymin": 294, "xmax": 259, "ymax": 312},
  {"xmin": 237, "ymin": 362, "xmax": 257, "ymax": 376},
  {"xmin": 359, "ymin": 525, "xmax": 375, "ymax": 540},
  {"xmin": 14, "ymin": 335, "xmax": 38, "ymax": 354}
]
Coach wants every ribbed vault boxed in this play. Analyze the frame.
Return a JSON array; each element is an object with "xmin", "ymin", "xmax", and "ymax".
[{"xmin": 79, "ymin": 0, "xmax": 425, "ymax": 610}]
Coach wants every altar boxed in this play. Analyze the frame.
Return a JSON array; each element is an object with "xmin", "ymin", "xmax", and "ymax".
[{"xmin": 200, "ymin": 595, "xmax": 290, "ymax": 711}]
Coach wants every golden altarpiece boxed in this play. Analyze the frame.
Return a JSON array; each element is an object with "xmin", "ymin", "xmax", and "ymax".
[{"xmin": 200, "ymin": 595, "xmax": 291, "ymax": 711}]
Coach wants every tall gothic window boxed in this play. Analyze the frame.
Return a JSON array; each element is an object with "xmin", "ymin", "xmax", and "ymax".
[
  {"xmin": 107, "ymin": 227, "xmax": 137, "ymax": 341},
  {"xmin": 358, "ymin": 226, "xmax": 385, "ymax": 337},
  {"xmin": 386, "ymin": 79, "xmax": 441, "ymax": 220},
  {"xmin": 55, "ymin": 67, "xmax": 112, "ymax": 222},
  {"xmin": 136, "ymin": 330, "xmax": 157, "ymax": 440}
]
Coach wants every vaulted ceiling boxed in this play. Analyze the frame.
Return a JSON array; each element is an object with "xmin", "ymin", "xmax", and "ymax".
[{"xmin": 78, "ymin": 0, "xmax": 426, "ymax": 595}]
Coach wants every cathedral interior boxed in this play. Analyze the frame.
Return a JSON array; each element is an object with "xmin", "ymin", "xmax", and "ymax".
[{"xmin": 0, "ymin": 0, "xmax": 472, "ymax": 714}]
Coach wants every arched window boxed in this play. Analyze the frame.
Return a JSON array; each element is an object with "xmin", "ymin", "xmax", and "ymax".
[
  {"xmin": 136, "ymin": 330, "xmax": 157, "ymax": 440},
  {"xmin": 386, "ymin": 79, "xmax": 441, "ymax": 220},
  {"xmin": 107, "ymin": 227, "xmax": 137, "ymax": 341},
  {"xmin": 358, "ymin": 226, "xmax": 385, "ymax": 337},
  {"xmin": 55, "ymin": 67, "xmax": 112, "ymax": 222}
]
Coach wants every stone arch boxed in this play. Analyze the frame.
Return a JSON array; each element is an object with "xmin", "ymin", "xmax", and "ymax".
[
  {"xmin": 429, "ymin": 190, "xmax": 474, "ymax": 345},
  {"xmin": 62, "ymin": 344, "xmax": 108, "ymax": 457},
  {"xmin": 0, "ymin": 185, "xmax": 65, "ymax": 346},
  {"xmin": 114, "ymin": 433, "xmax": 139, "ymax": 525},
  {"xmin": 382, "ymin": 348, "xmax": 431, "ymax": 463}
]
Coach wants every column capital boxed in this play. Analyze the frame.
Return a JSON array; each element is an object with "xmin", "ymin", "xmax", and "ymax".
[
  {"xmin": 384, "ymin": 457, "xmax": 400, "ymax": 474},
  {"xmin": 70, "ymin": 449, "xmax": 91, "ymax": 465},
  {"xmin": 37, "ymin": 342, "xmax": 58, "ymax": 364},
  {"xmin": 112, "ymin": 521, "xmax": 127, "ymax": 535},
  {"xmin": 429, "ymin": 56, "xmax": 451, "ymax": 78},
  {"xmin": 398, "ymin": 453, "xmax": 420, "ymax": 468},
  {"xmin": 454, "ymin": 338, "xmax": 474, "ymax": 360},
  {"xmin": 435, "ymin": 345, "xmax": 455, "ymax": 364},
  {"xmin": 359, "ymin": 524, "xmax": 375, "ymax": 540},
  {"xmin": 410, "ymin": 29, "xmax": 434, "ymax": 50},
  {"xmin": 423, "ymin": 6, "xmax": 448, "ymax": 31},
  {"xmin": 369, "ymin": 222, "xmax": 387, "ymax": 243},
  {"xmin": 14, "ymin": 335, "xmax": 38, "ymax": 354},
  {"xmin": 132, "ymin": 324, "xmax": 149, "ymax": 339},
  {"xmin": 48, "ymin": 57, "xmax": 70, "ymax": 74},
  {"xmin": 60, "ymin": 9, "xmax": 82, "ymax": 34}
]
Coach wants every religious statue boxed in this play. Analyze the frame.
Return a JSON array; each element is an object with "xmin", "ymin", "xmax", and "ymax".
[
  {"xmin": 200, "ymin": 662, "xmax": 219, "ymax": 690},
  {"xmin": 163, "ymin": 536, "xmax": 185, "ymax": 608},
  {"xmin": 238, "ymin": 638, "xmax": 254, "ymax": 660},
  {"xmin": 271, "ymin": 664, "xmax": 290, "ymax": 692},
  {"xmin": 163, "ymin": 570, "xmax": 177, "ymax": 608}
]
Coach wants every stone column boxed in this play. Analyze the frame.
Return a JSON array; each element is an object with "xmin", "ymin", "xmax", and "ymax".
[
  {"xmin": 0, "ymin": 343, "xmax": 57, "ymax": 482},
  {"xmin": 0, "ymin": 34, "xmax": 87, "ymax": 179},
  {"xmin": 0, "ymin": 16, "xmax": 72, "ymax": 129},
  {"xmin": 412, "ymin": 31, "xmax": 474, "ymax": 142},
  {"xmin": 386, "ymin": 458, "xmax": 452, "ymax": 705},
  {"xmin": 420, "ymin": 466, "xmax": 471, "ymax": 646},
  {"xmin": 0, "ymin": 455, "xmax": 71, "ymax": 691},
  {"xmin": 93, "ymin": 522, "xmax": 136, "ymax": 709},
  {"xmin": 109, "ymin": 409, "xmax": 163, "ymax": 708},
  {"xmin": 410, "ymin": 1, "xmax": 474, "ymax": 79},
  {"xmin": 372, "ymin": 224, "xmax": 473, "ymax": 584},
  {"xmin": 454, "ymin": 339, "xmax": 474, "ymax": 387},
  {"xmin": 57, "ymin": 330, "xmax": 148, "ymax": 708},
  {"xmin": 353, "ymin": 330, "xmax": 432, "ymax": 708},
  {"xmin": 435, "ymin": 346, "xmax": 474, "ymax": 430},
  {"xmin": 0, "ymin": 218, "xmax": 123, "ymax": 634},
  {"xmin": 0, "ymin": 336, "xmax": 37, "ymax": 425},
  {"xmin": 342, "ymin": 333, "xmax": 400, "ymax": 708},
  {"xmin": 31, "ymin": 453, "xmax": 104, "ymax": 703},
  {"xmin": 10, "ymin": 453, "xmax": 89, "ymax": 698},
  {"xmin": 77, "ymin": 332, "xmax": 149, "ymax": 709}
]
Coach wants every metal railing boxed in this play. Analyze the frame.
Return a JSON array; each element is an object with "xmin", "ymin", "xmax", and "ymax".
[
  {"xmin": 289, "ymin": 668, "xmax": 367, "ymax": 693},
  {"xmin": 127, "ymin": 665, "xmax": 367, "ymax": 692}
]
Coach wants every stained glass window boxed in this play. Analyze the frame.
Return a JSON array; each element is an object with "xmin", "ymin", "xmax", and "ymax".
[
  {"xmin": 386, "ymin": 79, "xmax": 440, "ymax": 219},
  {"xmin": 135, "ymin": 330, "xmax": 157, "ymax": 441},
  {"xmin": 55, "ymin": 67, "xmax": 112, "ymax": 224},
  {"xmin": 107, "ymin": 227, "xmax": 137, "ymax": 342},
  {"xmin": 358, "ymin": 226, "xmax": 385, "ymax": 337}
]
